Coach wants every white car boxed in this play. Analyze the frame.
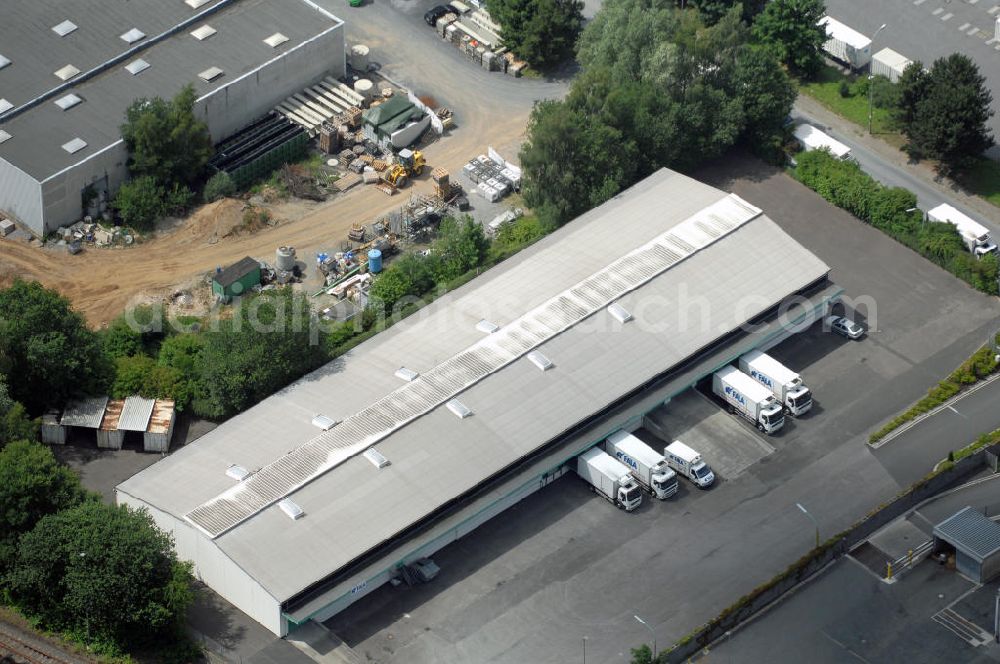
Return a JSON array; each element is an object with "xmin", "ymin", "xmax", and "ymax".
[{"xmin": 826, "ymin": 315, "xmax": 864, "ymax": 340}]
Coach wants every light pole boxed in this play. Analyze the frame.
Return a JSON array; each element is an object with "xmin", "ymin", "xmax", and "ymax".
[
  {"xmin": 868, "ymin": 23, "xmax": 888, "ymax": 134},
  {"xmin": 797, "ymin": 502, "xmax": 820, "ymax": 548},
  {"xmin": 582, "ymin": 636, "xmax": 587, "ymax": 664},
  {"xmin": 634, "ymin": 614, "xmax": 656, "ymax": 659}
]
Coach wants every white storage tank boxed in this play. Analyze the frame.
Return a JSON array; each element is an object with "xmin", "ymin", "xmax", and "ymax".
[
  {"xmin": 871, "ymin": 47, "xmax": 912, "ymax": 83},
  {"xmin": 350, "ymin": 44, "xmax": 370, "ymax": 72},
  {"xmin": 276, "ymin": 246, "xmax": 297, "ymax": 271},
  {"xmin": 354, "ymin": 79, "xmax": 374, "ymax": 102}
]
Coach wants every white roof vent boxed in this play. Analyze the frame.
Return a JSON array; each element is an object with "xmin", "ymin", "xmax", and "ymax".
[
  {"xmin": 446, "ymin": 399, "xmax": 472, "ymax": 419},
  {"xmin": 264, "ymin": 33, "xmax": 289, "ymax": 48},
  {"xmin": 186, "ymin": 0, "xmax": 213, "ymax": 7},
  {"xmin": 278, "ymin": 498, "xmax": 304, "ymax": 520},
  {"xmin": 476, "ymin": 319, "xmax": 499, "ymax": 334},
  {"xmin": 312, "ymin": 414, "xmax": 336, "ymax": 431},
  {"xmin": 198, "ymin": 66, "xmax": 224, "ymax": 82},
  {"xmin": 608, "ymin": 302, "xmax": 632, "ymax": 324},
  {"xmin": 363, "ymin": 448, "xmax": 390, "ymax": 469},
  {"xmin": 0, "ymin": 130, "xmax": 11, "ymax": 144},
  {"xmin": 54, "ymin": 93, "xmax": 83, "ymax": 110},
  {"xmin": 226, "ymin": 464, "xmax": 250, "ymax": 481},
  {"xmin": 125, "ymin": 59, "xmax": 150, "ymax": 75},
  {"xmin": 0, "ymin": 55, "xmax": 10, "ymax": 70},
  {"xmin": 191, "ymin": 25, "xmax": 217, "ymax": 40},
  {"xmin": 395, "ymin": 367, "xmax": 419, "ymax": 382},
  {"xmin": 526, "ymin": 350, "xmax": 553, "ymax": 371},
  {"xmin": 61, "ymin": 138, "xmax": 87, "ymax": 154},
  {"xmin": 52, "ymin": 21, "xmax": 78, "ymax": 37},
  {"xmin": 0, "ymin": 99, "xmax": 12, "ymax": 114},
  {"xmin": 120, "ymin": 28, "xmax": 146, "ymax": 44},
  {"xmin": 54, "ymin": 65, "xmax": 80, "ymax": 81}
]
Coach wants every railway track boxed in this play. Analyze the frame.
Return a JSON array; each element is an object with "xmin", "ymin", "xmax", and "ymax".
[{"xmin": 0, "ymin": 622, "xmax": 87, "ymax": 664}]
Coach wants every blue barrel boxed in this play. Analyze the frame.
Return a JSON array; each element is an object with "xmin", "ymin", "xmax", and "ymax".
[{"xmin": 368, "ymin": 249, "xmax": 383, "ymax": 273}]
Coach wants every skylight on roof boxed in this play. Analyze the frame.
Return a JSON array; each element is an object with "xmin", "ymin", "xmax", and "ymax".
[
  {"xmin": 0, "ymin": 130, "xmax": 11, "ymax": 144},
  {"xmin": 62, "ymin": 138, "xmax": 88, "ymax": 154},
  {"xmin": 446, "ymin": 399, "xmax": 472, "ymax": 419},
  {"xmin": 54, "ymin": 65, "xmax": 80, "ymax": 81},
  {"xmin": 394, "ymin": 367, "xmax": 419, "ymax": 382},
  {"xmin": 264, "ymin": 32, "xmax": 289, "ymax": 48},
  {"xmin": 124, "ymin": 59, "xmax": 150, "ymax": 75},
  {"xmin": 311, "ymin": 414, "xmax": 336, "ymax": 431},
  {"xmin": 191, "ymin": 25, "xmax": 217, "ymax": 40},
  {"xmin": 476, "ymin": 319, "xmax": 499, "ymax": 334},
  {"xmin": 52, "ymin": 20, "xmax": 78, "ymax": 37},
  {"xmin": 186, "ymin": 0, "xmax": 213, "ymax": 8},
  {"xmin": 607, "ymin": 302, "xmax": 632, "ymax": 324},
  {"xmin": 199, "ymin": 66, "xmax": 223, "ymax": 82},
  {"xmin": 54, "ymin": 93, "xmax": 83, "ymax": 110},
  {"xmin": 226, "ymin": 464, "xmax": 250, "ymax": 481},
  {"xmin": 363, "ymin": 448, "xmax": 390, "ymax": 469},
  {"xmin": 0, "ymin": 99, "xmax": 12, "ymax": 114},
  {"xmin": 278, "ymin": 499, "xmax": 304, "ymax": 520},
  {"xmin": 0, "ymin": 55, "xmax": 10, "ymax": 70},
  {"xmin": 526, "ymin": 350, "xmax": 553, "ymax": 371},
  {"xmin": 120, "ymin": 28, "xmax": 146, "ymax": 44}
]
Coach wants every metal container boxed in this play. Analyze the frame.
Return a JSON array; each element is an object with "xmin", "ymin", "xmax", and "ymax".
[
  {"xmin": 354, "ymin": 79, "xmax": 374, "ymax": 102},
  {"xmin": 368, "ymin": 249, "xmax": 383, "ymax": 273},
  {"xmin": 276, "ymin": 246, "xmax": 296, "ymax": 271},
  {"xmin": 350, "ymin": 44, "xmax": 370, "ymax": 71}
]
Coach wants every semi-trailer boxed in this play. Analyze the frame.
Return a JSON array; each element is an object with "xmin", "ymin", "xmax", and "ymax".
[
  {"xmin": 712, "ymin": 366, "xmax": 785, "ymax": 434},
  {"xmin": 604, "ymin": 430, "xmax": 679, "ymax": 499},
  {"xmin": 576, "ymin": 447, "xmax": 643, "ymax": 511},
  {"xmin": 926, "ymin": 204, "xmax": 998, "ymax": 259},
  {"xmin": 739, "ymin": 350, "xmax": 812, "ymax": 416}
]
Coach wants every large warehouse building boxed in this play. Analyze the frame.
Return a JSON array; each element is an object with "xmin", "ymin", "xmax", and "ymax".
[
  {"xmin": 117, "ymin": 169, "xmax": 842, "ymax": 637},
  {"xmin": 0, "ymin": 0, "xmax": 345, "ymax": 236}
]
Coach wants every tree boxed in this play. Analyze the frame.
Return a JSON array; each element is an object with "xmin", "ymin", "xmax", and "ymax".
[
  {"xmin": 391, "ymin": 253, "xmax": 440, "ymax": 297},
  {"xmin": 204, "ymin": 171, "xmax": 236, "ymax": 202},
  {"xmin": 100, "ymin": 317, "xmax": 144, "ymax": 360},
  {"xmin": 369, "ymin": 269, "xmax": 413, "ymax": 317},
  {"xmin": 899, "ymin": 54, "xmax": 994, "ymax": 174},
  {"xmin": 488, "ymin": 0, "xmax": 585, "ymax": 69},
  {"xmin": 728, "ymin": 46, "xmax": 797, "ymax": 150},
  {"xmin": 6, "ymin": 500, "xmax": 194, "ymax": 652},
  {"xmin": 689, "ymin": 0, "xmax": 768, "ymax": 25},
  {"xmin": 0, "ymin": 441, "xmax": 85, "ymax": 570},
  {"xmin": 114, "ymin": 175, "xmax": 167, "ymax": 230},
  {"xmin": 120, "ymin": 84, "xmax": 212, "ymax": 188},
  {"xmin": 491, "ymin": 216, "xmax": 548, "ymax": 258},
  {"xmin": 896, "ymin": 62, "xmax": 930, "ymax": 130},
  {"xmin": 752, "ymin": 0, "xmax": 827, "ymax": 76},
  {"xmin": 433, "ymin": 216, "xmax": 491, "ymax": 281},
  {"xmin": 0, "ymin": 376, "xmax": 39, "ymax": 446},
  {"xmin": 112, "ymin": 355, "xmax": 191, "ymax": 408},
  {"xmin": 0, "ymin": 280, "xmax": 110, "ymax": 414}
]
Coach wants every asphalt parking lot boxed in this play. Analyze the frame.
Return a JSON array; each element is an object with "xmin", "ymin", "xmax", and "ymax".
[{"xmin": 324, "ymin": 157, "xmax": 1000, "ymax": 663}]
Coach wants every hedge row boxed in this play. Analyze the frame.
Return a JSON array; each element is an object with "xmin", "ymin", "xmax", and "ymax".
[
  {"xmin": 794, "ymin": 149, "xmax": 1000, "ymax": 295},
  {"xmin": 869, "ymin": 342, "xmax": 1000, "ymax": 443}
]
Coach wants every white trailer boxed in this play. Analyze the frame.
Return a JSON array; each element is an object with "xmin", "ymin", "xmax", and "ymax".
[
  {"xmin": 927, "ymin": 203, "xmax": 998, "ymax": 259},
  {"xmin": 871, "ymin": 47, "xmax": 912, "ymax": 84},
  {"xmin": 739, "ymin": 350, "xmax": 812, "ymax": 416},
  {"xmin": 793, "ymin": 124, "xmax": 852, "ymax": 161},
  {"xmin": 604, "ymin": 430, "xmax": 679, "ymax": 499},
  {"xmin": 712, "ymin": 366, "xmax": 785, "ymax": 434},
  {"xmin": 576, "ymin": 447, "xmax": 643, "ymax": 511},
  {"xmin": 818, "ymin": 16, "xmax": 872, "ymax": 70},
  {"xmin": 664, "ymin": 440, "xmax": 715, "ymax": 488}
]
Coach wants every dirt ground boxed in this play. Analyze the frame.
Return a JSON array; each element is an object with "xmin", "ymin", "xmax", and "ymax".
[{"xmin": 0, "ymin": 1, "xmax": 561, "ymax": 326}]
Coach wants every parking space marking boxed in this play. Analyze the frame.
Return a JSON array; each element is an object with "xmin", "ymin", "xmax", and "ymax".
[
  {"xmin": 947, "ymin": 405, "xmax": 966, "ymax": 418},
  {"xmin": 960, "ymin": 22, "xmax": 971, "ymax": 30},
  {"xmin": 971, "ymin": 0, "xmax": 980, "ymax": 4},
  {"xmin": 990, "ymin": 5, "xmax": 1000, "ymax": 14},
  {"xmin": 968, "ymin": 27, "xmax": 981, "ymax": 36},
  {"xmin": 932, "ymin": 7, "xmax": 944, "ymax": 14},
  {"xmin": 941, "ymin": 12, "xmax": 954, "ymax": 20},
  {"xmin": 914, "ymin": 0, "xmax": 927, "ymax": 5}
]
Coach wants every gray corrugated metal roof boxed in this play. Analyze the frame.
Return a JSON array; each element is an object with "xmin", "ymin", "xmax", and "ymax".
[
  {"xmin": 933, "ymin": 506, "xmax": 1000, "ymax": 562},
  {"xmin": 119, "ymin": 395, "xmax": 156, "ymax": 432},
  {"xmin": 117, "ymin": 168, "xmax": 831, "ymax": 601},
  {"xmin": 0, "ymin": 0, "xmax": 342, "ymax": 180},
  {"xmin": 60, "ymin": 396, "xmax": 109, "ymax": 428}
]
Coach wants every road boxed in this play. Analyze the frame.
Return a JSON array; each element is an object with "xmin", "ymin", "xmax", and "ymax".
[
  {"xmin": 824, "ymin": 0, "xmax": 1000, "ymax": 159},
  {"xmin": 873, "ymin": 375, "xmax": 1000, "ymax": 486}
]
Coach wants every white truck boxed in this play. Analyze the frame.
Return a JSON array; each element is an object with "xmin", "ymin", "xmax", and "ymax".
[
  {"xmin": 793, "ymin": 124, "xmax": 853, "ymax": 161},
  {"xmin": 739, "ymin": 350, "xmax": 813, "ymax": 417},
  {"xmin": 576, "ymin": 447, "xmax": 643, "ymax": 511},
  {"xmin": 712, "ymin": 366, "xmax": 785, "ymax": 434},
  {"xmin": 927, "ymin": 203, "xmax": 998, "ymax": 259},
  {"xmin": 818, "ymin": 16, "xmax": 872, "ymax": 69},
  {"xmin": 664, "ymin": 440, "xmax": 715, "ymax": 488},
  {"xmin": 604, "ymin": 430, "xmax": 679, "ymax": 500}
]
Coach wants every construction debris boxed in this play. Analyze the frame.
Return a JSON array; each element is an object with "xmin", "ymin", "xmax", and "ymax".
[
  {"xmin": 279, "ymin": 163, "xmax": 325, "ymax": 201},
  {"xmin": 334, "ymin": 173, "xmax": 362, "ymax": 192}
]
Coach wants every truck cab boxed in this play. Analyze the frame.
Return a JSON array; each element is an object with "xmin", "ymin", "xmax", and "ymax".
[
  {"xmin": 650, "ymin": 461, "xmax": 679, "ymax": 499},
  {"xmin": 688, "ymin": 460, "xmax": 715, "ymax": 488},
  {"xmin": 759, "ymin": 400, "xmax": 784, "ymax": 434},
  {"xmin": 618, "ymin": 479, "xmax": 643, "ymax": 511},
  {"xmin": 785, "ymin": 382, "xmax": 812, "ymax": 416}
]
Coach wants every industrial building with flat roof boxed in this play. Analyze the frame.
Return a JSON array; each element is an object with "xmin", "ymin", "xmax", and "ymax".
[
  {"xmin": 117, "ymin": 168, "xmax": 840, "ymax": 636},
  {"xmin": 0, "ymin": 0, "xmax": 345, "ymax": 236}
]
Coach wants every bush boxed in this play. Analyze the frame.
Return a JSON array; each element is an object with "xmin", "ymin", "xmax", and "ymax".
[
  {"xmin": 115, "ymin": 176, "xmax": 166, "ymax": 230},
  {"xmin": 838, "ymin": 80, "xmax": 850, "ymax": 98},
  {"xmin": 204, "ymin": 171, "xmax": 236, "ymax": 202}
]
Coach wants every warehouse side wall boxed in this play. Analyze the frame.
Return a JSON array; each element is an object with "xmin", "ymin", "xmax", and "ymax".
[
  {"xmin": 40, "ymin": 142, "xmax": 129, "ymax": 236},
  {"xmin": 116, "ymin": 491, "xmax": 284, "ymax": 635},
  {"xmin": 0, "ymin": 157, "xmax": 44, "ymax": 236}
]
